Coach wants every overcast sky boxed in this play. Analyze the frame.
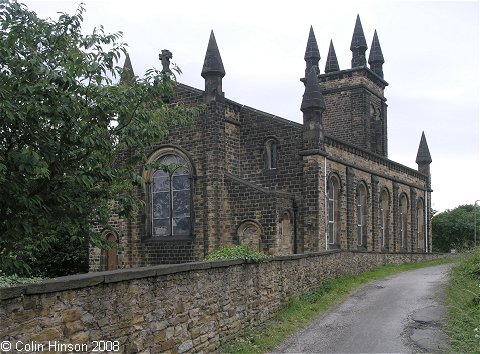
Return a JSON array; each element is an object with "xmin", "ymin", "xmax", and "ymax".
[{"xmin": 24, "ymin": 0, "xmax": 479, "ymax": 213}]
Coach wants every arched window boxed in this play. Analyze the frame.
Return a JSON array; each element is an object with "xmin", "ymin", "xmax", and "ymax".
[
  {"xmin": 399, "ymin": 194, "xmax": 408, "ymax": 249},
  {"xmin": 357, "ymin": 183, "xmax": 367, "ymax": 247},
  {"xmin": 152, "ymin": 154, "xmax": 192, "ymax": 237},
  {"xmin": 327, "ymin": 175, "xmax": 340, "ymax": 245},
  {"xmin": 379, "ymin": 189, "xmax": 390, "ymax": 249},
  {"xmin": 417, "ymin": 198, "xmax": 425, "ymax": 251},
  {"xmin": 265, "ymin": 139, "xmax": 278, "ymax": 170}
]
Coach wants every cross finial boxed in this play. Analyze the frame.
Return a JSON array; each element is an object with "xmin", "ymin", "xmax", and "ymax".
[{"xmin": 159, "ymin": 49, "xmax": 173, "ymax": 74}]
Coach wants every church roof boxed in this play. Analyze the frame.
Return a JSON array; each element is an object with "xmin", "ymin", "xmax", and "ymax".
[{"xmin": 201, "ymin": 31, "xmax": 225, "ymax": 78}]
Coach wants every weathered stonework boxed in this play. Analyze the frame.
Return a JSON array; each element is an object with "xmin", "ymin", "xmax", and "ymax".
[
  {"xmin": 89, "ymin": 18, "xmax": 433, "ymax": 270},
  {"xmin": 2, "ymin": 252, "xmax": 451, "ymax": 354}
]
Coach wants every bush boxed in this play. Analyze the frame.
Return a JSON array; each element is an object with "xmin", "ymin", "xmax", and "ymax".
[
  {"xmin": 205, "ymin": 245, "xmax": 270, "ymax": 262},
  {"xmin": 0, "ymin": 274, "xmax": 43, "ymax": 288},
  {"xmin": 432, "ymin": 204, "xmax": 477, "ymax": 252}
]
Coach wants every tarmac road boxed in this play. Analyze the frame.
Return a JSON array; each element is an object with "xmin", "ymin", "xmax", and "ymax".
[{"xmin": 273, "ymin": 264, "xmax": 452, "ymax": 354}]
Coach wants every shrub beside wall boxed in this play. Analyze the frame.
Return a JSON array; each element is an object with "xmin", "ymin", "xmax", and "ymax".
[{"xmin": 0, "ymin": 251, "xmax": 449, "ymax": 353}]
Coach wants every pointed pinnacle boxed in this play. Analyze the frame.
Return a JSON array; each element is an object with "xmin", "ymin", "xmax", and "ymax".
[
  {"xmin": 416, "ymin": 132, "xmax": 432, "ymax": 164},
  {"xmin": 201, "ymin": 30, "xmax": 225, "ymax": 78},
  {"xmin": 304, "ymin": 25, "xmax": 321, "ymax": 60},
  {"xmin": 301, "ymin": 67, "xmax": 326, "ymax": 112},
  {"xmin": 120, "ymin": 53, "xmax": 135, "ymax": 84},
  {"xmin": 350, "ymin": 14, "xmax": 368, "ymax": 50},
  {"xmin": 325, "ymin": 39, "xmax": 340, "ymax": 73},
  {"xmin": 368, "ymin": 30, "xmax": 384, "ymax": 64}
]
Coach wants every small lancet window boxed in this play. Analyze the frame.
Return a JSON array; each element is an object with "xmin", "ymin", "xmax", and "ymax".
[
  {"xmin": 265, "ymin": 139, "xmax": 278, "ymax": 170},
  {"xmin": 327, "ymin": 175, "xmax": 340, "ymax": 245},
  {"xmin": 379, "ymin": 189, "xmax": 390, "ymax": 249},
  {"xmin": 399, "ymin": 194, "xmax": 408, "ymax": 249},
  {"xmin": 357, "ymin": 183, "xmax": 367, "ymax": 247},
  {"xmin": 417, "ymin": 198, "xmax": 425, "ymax": 251}
]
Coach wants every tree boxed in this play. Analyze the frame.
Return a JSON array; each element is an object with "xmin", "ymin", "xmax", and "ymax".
[
  {"xmin": 432, "ymin": 204, "xmax": 478, "ymax": 252},
  {"xmin": 0, "ymin": 1, "xmax": 201, "ymax": 276}
]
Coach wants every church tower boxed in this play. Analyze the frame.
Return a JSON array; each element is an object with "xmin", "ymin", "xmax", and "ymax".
[{"xmin": 304, "ymin": 16, "xmax": 389, "ymax": 157}]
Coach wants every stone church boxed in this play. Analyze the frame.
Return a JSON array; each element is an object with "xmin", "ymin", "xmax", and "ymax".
[{"xmin": 90, "ymin": 15, "xmax": 433, "ymax": 271}]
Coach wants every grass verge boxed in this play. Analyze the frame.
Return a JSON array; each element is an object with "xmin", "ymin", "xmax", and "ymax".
[
  {"xmin": 221, "ymin": 256, "xmax": 456, "ymax": 354},
  {"xmin": 446, "ymin": 247, "xmax": 480, "ymax": 353}
]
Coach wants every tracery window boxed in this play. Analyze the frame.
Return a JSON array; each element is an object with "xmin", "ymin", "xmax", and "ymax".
[
  {"xmin": 152, "ymin": 154, "xmax": 191, "ymax": 237},
  {"xmin": 327, "ymin": 175, "xmax": 340, "ymax": 245},
  {"xmin": 379, "ymin": 189, "xmax": 390, "ymax": 249},
  {"xmin": 357, "ymin": 183, "xmax": 367, "ymax": 247},
  {"xmin": 399, "ymin": 194, "xmax": 408, "ymax": 249}
]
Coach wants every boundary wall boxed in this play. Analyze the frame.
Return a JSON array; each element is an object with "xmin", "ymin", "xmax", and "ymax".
[{"xmin": 1, "ymin": 251, "xmax": 450, "ymax": 353}]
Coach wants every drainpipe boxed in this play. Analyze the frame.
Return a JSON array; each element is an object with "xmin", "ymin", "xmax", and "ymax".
[
  {"xmin": 425, "ymin": 188, "xmax": 428, "ymax": 252},
  {"xmin": 324, "ymin": 157, "xmax": 328, "ymax": 250}
]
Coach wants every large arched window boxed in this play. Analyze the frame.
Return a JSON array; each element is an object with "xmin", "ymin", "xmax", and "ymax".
[
  {"xmin": 399, "ymin": 193, "xmax": 408, "ymax": 249},
  {"xmin": 417, "ymin": 198, "xmax": 425, "ymax": 251},
  {"xmin": 357, "ymin": 183, "xmax": 367, "ymax": 247},
  {"xmin": 327, "ymin": 175, "xmax": 340, "ymax": 245},
  {"xmin": 379, "ymin": 189, "xmax": 390, "ymax": 250},
  {"xmin": 152, "ymin": 154, "xmax": 192, "ymax": 237}
]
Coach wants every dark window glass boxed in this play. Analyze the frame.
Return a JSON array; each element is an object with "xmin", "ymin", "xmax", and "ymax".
[
  {"xmin": 152, "ymin": 155, "xmax": 191, "ymax": 237},
  {"xmin": 270, "ymin": 142, "xmax": 277, "ymax": 169}
]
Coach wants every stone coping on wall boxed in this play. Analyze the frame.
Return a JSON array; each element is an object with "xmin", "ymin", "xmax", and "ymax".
[{"xmin": 0, "ymin": 250, "xmax": 451, "ymax": 301}]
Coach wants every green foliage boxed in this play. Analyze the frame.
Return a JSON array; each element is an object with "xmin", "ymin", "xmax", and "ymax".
[
  {"xmin": 0, "ymin": 1, "xmax": 201, "ymax": 276},
  {"xmin": 205, "ymin": 245, "xmax": 270, "ymax": 262},
  {"xmin": 446, "ymin": 247, "xmax": 480, "ymax": 353},
  {"xmin": 432, "ymin": 204, "xmax": 478, "ymax": 252},
  {"xmin": 0, "ymin": 274, "xmax": 42, "ymax": 288},
  {"xmin": 221, "ymin": 257, "xmax": 456, "ymax": 354}
]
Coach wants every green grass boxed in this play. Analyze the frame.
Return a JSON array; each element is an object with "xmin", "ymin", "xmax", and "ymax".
[
  {"xmin": 220, "ymin": 257, "xmax": 456, "ymax": 354},
  {"xmin": 446, "ymin": 247, "xmax": 480, "ymax": 353}
]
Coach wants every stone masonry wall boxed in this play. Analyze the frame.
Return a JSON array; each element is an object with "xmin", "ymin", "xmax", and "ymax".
[
  {"xmin": 2, "ymin": 251, "xmax": 449, "ymax": 354},
  {"xmin": 319, "ymin": 68, "xmax": 387, "ymax": 156}
]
